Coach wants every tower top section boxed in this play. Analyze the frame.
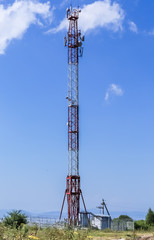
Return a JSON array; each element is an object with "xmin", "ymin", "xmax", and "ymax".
[
  {"xmin": 67, "ymin": 7, "xmax": 81, "ymax": 20},
  {"xmin": 64, "ymin": 7, "xmax": 84, "ymax": 58}
]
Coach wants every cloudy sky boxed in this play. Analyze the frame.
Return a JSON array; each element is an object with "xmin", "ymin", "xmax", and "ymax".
[{"xmin": 0, "ymin": 0, "xmax": 154, "ymax": 216}]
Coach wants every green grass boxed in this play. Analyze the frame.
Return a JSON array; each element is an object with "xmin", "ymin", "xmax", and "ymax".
[{"xmin": 0, "ymin": 224, "xmax": 154, "ymax": 240}]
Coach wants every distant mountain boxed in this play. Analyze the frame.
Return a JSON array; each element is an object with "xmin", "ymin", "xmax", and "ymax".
[
  {"xmin": 0, "ymin": 210, "xmax": 66, "ymax": 220},
  {"xmin": 87, "ymin": 209, "xmax": 146, "ymax": 220},
  {"xmin": 0, "ymin": 209, "xmax": 10, "ymax": 218},
  {"xmin": 20, "ymin": 210, "xmax": 63, "ymax": 219},
  {"xmin": 0, "ymin": 209, "xmax": 146, "ymax": 220}
]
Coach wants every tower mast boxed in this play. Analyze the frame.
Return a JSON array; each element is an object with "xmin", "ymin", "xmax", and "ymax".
[{"xmin": 60, "ymin": 7, "xmax": 87, "ymax": 226}]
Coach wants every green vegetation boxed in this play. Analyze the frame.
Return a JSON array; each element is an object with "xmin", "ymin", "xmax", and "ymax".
[
  {"xmin": 113, "ymin": 215, "xmax": 133, "ymax": 222},
  {"xmin": 134, "ymin": 220, "xmax": 149, "ymax": 230},
  {"xmin": 0, "ymin": 212, "xmax": 90, "ymax": 239},
  {"xmin": 0, "ymin": 225, "xmax": 91, "ymax": 240},
  {"xmin": 146, "ymin": 208, "xmax": 154, "ymax": 226},
  {"xmin": 134, "ymin": 208, "xmax": 154, "ymax": 230},
  {"xmin": 0, "ymin": 224, "xmax": 153, "ymax": 240},
  {"xmin": 3, "ymin": 210, "xmax": 27, "ymax": 229},
  {"xmin": 0, "ymin": 225, "xmax": 153, "ymax": 240},
  {"xmin": 0, "ymin": 226, "xmax": 153, "ymax": 240},
  {"xmin": 111, "ymin": 209, "xmax": 154, "ymax": 232},
  {"xmin": 0, "ymin": 209, "xmax": 154, "ymax": 239},
  {"xmin": 118, "ymin": 215, "xmax": 133, "ymax": 221}
]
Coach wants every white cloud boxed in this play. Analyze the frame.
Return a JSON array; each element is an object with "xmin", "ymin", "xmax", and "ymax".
[
  {"xmin": 148, "ymin": 29, "xmax": 154, "ymax": 36},
  {"xmin": 128, "ymin": 21, "xmax": 138, "ymax": 33},
  {"xmin": 0, "ymin": 0, "xmax": 53, "ymax": 54},
  {"xmin": 49, "ymin": 0, "xmax": 125, "ymax": 34},
  {"xmin": 105, "ymin": 84, "xmax": 123, "ymax": 101}
]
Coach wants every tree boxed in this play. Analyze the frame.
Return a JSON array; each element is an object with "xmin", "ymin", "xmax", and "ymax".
[
  {"xmin": 3, "ymin": 210, "xmax": 27, "ymax": 229},
  {"xmin": 112, "ymin": 215, "xmax": 133, "ymax": 222},
  {"xmin": 146, "ymin": 208, "xmax": 154, "ymax": 225},
  {"xmin": 118, "ymin": 215, "xmax": 133, "ymax": 221}
]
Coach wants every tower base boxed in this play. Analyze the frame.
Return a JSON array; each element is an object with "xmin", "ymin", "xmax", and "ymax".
[{"xmin": 60, "ymin": 175, "xmax": 87, "ymax": 226}]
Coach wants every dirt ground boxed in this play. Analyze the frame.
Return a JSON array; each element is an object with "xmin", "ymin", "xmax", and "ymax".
[{"xmin": 92, "ymin": 233, "xmax": 154, "ymax": 240}]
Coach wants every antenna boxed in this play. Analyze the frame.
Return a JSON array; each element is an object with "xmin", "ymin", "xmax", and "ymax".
[{"xmin": 97, "ymin": 199, "xmax": 110, "ymax": 216}]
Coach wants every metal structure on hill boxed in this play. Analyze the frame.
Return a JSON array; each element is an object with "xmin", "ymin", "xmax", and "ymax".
[
  {"xmin": 97, "ymin": 199, "xmax": 110, "ymax": 216},
  {"xmin": 59, "ymin": 7, "xmax": 87, "ymax": 226}
]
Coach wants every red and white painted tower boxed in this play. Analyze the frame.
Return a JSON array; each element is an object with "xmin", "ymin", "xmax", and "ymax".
[{"xmin": 60, "ymin": 7, "xmax": 87, "ymax": 226}]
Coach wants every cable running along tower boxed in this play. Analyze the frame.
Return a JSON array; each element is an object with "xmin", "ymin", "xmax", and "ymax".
[{"xmin": 60, "ymin": 7, "xmax": 87, "ymax": 226}]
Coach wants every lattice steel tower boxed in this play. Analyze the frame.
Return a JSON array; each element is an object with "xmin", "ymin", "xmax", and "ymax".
[{"xmin": 60, "ymin": 7, "xmax": 87, "ymax": 226}]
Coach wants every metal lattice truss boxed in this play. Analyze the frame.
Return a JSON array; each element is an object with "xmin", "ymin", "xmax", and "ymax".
[
  {"xmin": 60, "ymin": 8, "xmax": 87, "ymax": 226},
  {"xmin": 68, "ymin": 63, "xmax": 79, "ymax": 176},
  {"xmin": 67, "ymin": 11, "xmax": 79, "ymax": 176}
]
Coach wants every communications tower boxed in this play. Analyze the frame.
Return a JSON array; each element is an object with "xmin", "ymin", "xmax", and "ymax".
[{"xmin": 60, "ymin": 7, "xmax": 87, "ymax": 226}]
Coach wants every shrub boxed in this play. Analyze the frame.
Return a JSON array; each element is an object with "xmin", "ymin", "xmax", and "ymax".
[
  {"xmin": 134, "ymin": 220, "xmax": 149, "ymax": 230},
  {"xmin": 3, "ymin": 210, "xmax": 27, "ymax": 229}
]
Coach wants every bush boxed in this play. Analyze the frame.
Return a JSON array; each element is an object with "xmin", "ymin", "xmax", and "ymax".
[
  {"xmin": 3, "ymin": 210, "xmax": 27, "ymax": 229},
  {"xmin": 134, "ymin": 220, "xmax": 149, "ymax": 230}
]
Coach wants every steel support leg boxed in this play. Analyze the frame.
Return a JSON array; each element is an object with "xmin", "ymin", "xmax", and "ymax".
[{"xmin": 59, "ymin": 190, "xmax": 67, "ymax": 221}]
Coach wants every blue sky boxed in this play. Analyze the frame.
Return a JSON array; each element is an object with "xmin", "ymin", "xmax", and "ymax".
[{"xmin": 0, "ymin": 0, "xmax": 154, "ymax": 216}]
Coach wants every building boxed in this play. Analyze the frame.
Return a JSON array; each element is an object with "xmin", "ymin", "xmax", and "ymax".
[{"xmin": 80, "ymin": 212, "xmax": 111, "ymax": 230}]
